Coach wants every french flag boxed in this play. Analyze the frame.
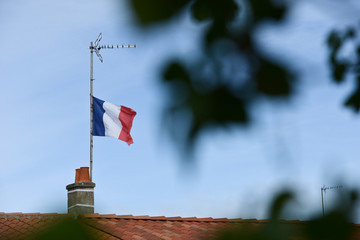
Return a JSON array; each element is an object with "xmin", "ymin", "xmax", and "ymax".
[{"xmin": 93, "ymin": 96, "xmax": 137, "ymax": 145}]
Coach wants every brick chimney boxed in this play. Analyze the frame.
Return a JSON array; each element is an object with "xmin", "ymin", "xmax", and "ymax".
[{"xmin": 66, "ymin": 167, "xmax": 96, "ymax": 215}]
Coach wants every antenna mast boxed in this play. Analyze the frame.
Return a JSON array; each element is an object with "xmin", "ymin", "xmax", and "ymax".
[
  {"xmin": 89, "ymin": 33, "xmax": 136, "ymax": 181},
  {"xmin": 321, "ymin": 185, "xmax": 343, "ymax": 216}
]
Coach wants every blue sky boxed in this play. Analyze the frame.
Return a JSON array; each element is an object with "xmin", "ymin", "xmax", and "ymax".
[{"xmin": 1, "ymin": 0, "xmax": 360, "ymax": 222}]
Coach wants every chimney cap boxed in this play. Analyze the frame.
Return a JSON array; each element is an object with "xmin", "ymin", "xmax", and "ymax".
[{"xmin": 75, "ymin": 167, "xmax": 91, "ymax": 183}]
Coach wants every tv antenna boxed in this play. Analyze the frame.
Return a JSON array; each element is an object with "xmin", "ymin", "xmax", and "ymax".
[
  {"xmin": 89, "ymin": 33, "xmax": 136, "ymax": 181},
  {"xmin": 321, "ymin": 185, "xmax": 343, "ymax": 216}
]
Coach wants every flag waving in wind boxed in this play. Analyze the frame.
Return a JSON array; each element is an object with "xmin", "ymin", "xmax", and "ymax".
[{"xmin": 93, "ymin": 97, "xmax": 137, "ymax": 145}]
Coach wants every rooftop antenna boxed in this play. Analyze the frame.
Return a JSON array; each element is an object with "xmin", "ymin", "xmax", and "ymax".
[
  {"xmin": 89, "ymin": 33, "xmax": 136, "ymax": 181},
  {"xmin": 321, "ymin": 185, "xmax": 343, "ymax": 216}
]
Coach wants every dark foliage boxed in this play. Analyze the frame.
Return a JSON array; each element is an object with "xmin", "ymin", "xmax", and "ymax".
[
  {"xmin": 128, "ymin": 0, "xmax": 296, "ymax": 153},
  {"xmin": 123, "ymin": 2, "xmax": 360, "ymax": 239},
  {"xmin": 327, "ymin": 26, "xmax": 360, "ymax": 112},
  {"xmin": 213, "ymin": 190, "xmax": 359, "ymax": 240},
  {"xmin": 29, "ymin": 218, "xmax": 96, "ymax": 240}
]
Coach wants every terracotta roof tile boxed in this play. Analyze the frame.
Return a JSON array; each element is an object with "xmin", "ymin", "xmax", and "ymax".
[
  {"xmin": 0, "ymin": 212, "xmax": 359, "ymax": 240},
  {"xmin": 98, "ymin": 214, "xmax": 118, "ymax": 218}
]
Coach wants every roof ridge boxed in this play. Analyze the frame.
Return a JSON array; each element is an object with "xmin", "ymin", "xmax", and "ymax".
[
  {"xmin": 81, "ymin": 214, "xmax": 239, "ymax": 222},
  {"xmin": 0, "ymin": 212, "xmax": 74, "ymax": 219},
  {"xmin": 0, "ymin": 213, "xmax": 266, "ymax": 222},
  {"xmin": 0, "ymin": 213, "xmax": 308, "ymax": 224},
  {"xmin": 82, "ymin": 215, "xmax": 313, "ymax": 224}
]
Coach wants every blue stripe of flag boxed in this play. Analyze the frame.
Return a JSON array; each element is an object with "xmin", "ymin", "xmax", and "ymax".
[{"xmin": 93, "ymin": 96, "xmax": 105, "ymax": 136}]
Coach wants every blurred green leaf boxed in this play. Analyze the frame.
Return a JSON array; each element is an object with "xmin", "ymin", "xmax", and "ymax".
[
  {"xmin": 250, "ymin": 0, "xmax": 287, "ymax": 23},
  {"xmin": 268, "ymin": 191, "xmax": 293, "ymax": 220},
  {"xmin": 128, "ymin": 0, "xmax": 360, "ymax": 153},
  {"xmin": 326, "ymin": 25, "xmax": 360, "ymax": 110},
  {"xmin": 191, "ymin": 0, "xmax": 239, "ymax": 23},
  {"xmin": 212, "ymin": 190, "xmax": 358, "ymax": 240},
  {"xmin": 327, "ymin": 31, "xmax": 342, "ymax": 50},
  {"xmin": 163, "ymin": 62, "xmax": 190, "ymax": 83},
  {"xmin": 256, "ymin": 58, "xmax": 293, "ymax": 96},
  {"xmin": 333, "ymin": 62, "xmax": 348, "ymax": 83},
  {"xmin": 345, "ymin": 84, "xmax": 360, "ymax": 112},
  {"xmin": 130, "ymin": 0, "xmax": 190, "ymax": 25},
  {"xmin": 306, "ymin": 213, "xmax": 354, "ymax": 240},
  {"xmin": 30, "ymin": 219, "xmax": 96, "ymax": 240}
]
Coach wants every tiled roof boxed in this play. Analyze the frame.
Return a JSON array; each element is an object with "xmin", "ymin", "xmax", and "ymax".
[
  {"xmin": 81, "ymin": 214, "xmax": 242, "ymax": 240},
  {"xmin": 1, "ymin": 213, "xmax": 360, "ymax": 240},
  {"xmin": 0, "ymin": 213, "xmax": 74, "ymax": 240},
  {"xmin": 0, "ymin": 213, "xmax": 259, "ymax": 240}
]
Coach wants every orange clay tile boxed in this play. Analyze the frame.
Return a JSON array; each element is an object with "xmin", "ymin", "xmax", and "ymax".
[{"xmin": 0, "ymin": 213, "xmax": 359, "ymax": 240}]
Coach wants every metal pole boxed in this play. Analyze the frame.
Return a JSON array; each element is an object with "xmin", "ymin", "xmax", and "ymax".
[
  {"xmin": 321, "ymin": 185, "xmax": 343, "ymax": 216},
  {"xmin": 90, "ymin": 41, "xmax": 94, "ymax": 181},
  {"xmin": 88, "ymin": 33, "xmax": 135, "ymax": 182},
  {"xmin": 321, "ymin": 187, "xmax": 325, "ymax": 216}
]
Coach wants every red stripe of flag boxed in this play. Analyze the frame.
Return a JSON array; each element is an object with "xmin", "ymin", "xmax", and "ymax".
[{"xmin": 118, "ymin": 106, "xmax": 137, "ymax": 145}]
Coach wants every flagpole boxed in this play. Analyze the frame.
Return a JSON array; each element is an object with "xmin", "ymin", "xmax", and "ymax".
[
  {"xmin": 90, "ymin": 41, "xmax": 94, "ymax": 181},
  {"xmin": 88, "ymin": 33, "xmax": 136, "ymax": 181}
]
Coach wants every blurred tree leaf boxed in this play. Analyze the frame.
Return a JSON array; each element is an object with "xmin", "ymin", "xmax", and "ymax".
[
  {"xmin": 127, "ymin": 0, "xmax": 360, "ymax": 154},
  {"xmin": 250, "ymin": 0, "xmax": 287, "ymax": 22},
  {"xmin": 345, "ymin": 76, "xmax": 360, "ymax": 112},
  {"xmin": 326, "ymin": 26, "xmax": 360, "ymax": 112},
  {"xmin": 333, "ymin": 62, "xmax": 348, "ymax": 82},
  {"xmin": 268, "ymin": 191, "xmax": 293, "ymax": 221},
  {"xmin": 130, "ymin": 0, "xmax": 190, "ymax": 25},
  {"xmin": 127, "ymin": 0, "xmax": 295, "ymax": 154},
  {"xmin": 30, "ymin": 218, "xmax": 96, "ymax": 240},
  {"xmin": 212, "ymin": 189, "xmax": 358, "ymax": 240},
  {"xmin": 256, "ymin": 57, "xmax": 293, "ymax": 96},
  {"xmin": 306, "ymin": 189, "xmax": 358, "ymax": 240},
  {"xmin": 191, "ymin": 0, "xmax": 239, "ymax": 23},
  {"xmin": 125, "ymin": 2, "xmax": 360, "ymax": 239},
  {"xmin": 163, "ymin": 60, "xmax": 249, "ymax": 151},
  {"xmin": 164, "ymin": 62, "xmax": 191, "ymax": 84}
]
